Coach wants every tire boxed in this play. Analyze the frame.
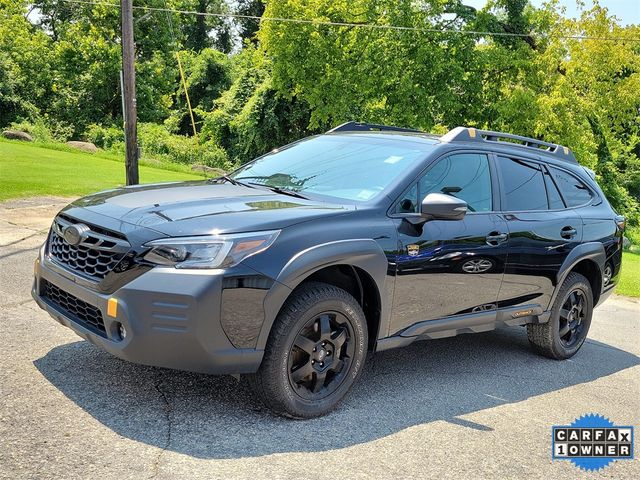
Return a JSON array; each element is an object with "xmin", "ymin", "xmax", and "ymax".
[
  {"xmin": 247, "ymin": 281, "xmax": 368, "ymax": 418},
  {"xmin": 527, "ymin": 272, "xmax": 593, "ymax": 359}
]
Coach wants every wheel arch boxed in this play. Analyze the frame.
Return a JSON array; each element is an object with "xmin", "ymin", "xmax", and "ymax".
[
  {"xmin": 258, "ymin": 239, "xmax": 390, "ymax": 352},
  {"xmin": 549, "ymin": 242, "xmax": 605, "ymax": 309}
]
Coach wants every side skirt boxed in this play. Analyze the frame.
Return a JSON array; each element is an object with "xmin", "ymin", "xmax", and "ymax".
[{"xmin": 376, "ymin": 304, "xmax": 550, "ymax": 352}]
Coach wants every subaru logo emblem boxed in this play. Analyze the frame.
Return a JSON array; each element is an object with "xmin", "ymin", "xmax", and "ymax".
[{"xmin": 62, "ymin": 223, "xmax": 90, "ymax": 246}]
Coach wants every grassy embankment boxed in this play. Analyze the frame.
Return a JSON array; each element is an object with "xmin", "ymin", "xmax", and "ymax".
[{"xmin": 0, "ymin": 139, "xmax": 203, "ymax": 201}]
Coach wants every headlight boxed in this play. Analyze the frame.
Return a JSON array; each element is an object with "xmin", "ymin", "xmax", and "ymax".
[{"xmin": 143, "ymin": 230, "xmax": 280, "ymax": 269}]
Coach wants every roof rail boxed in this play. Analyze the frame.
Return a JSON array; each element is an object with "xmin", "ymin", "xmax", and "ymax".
[
  {"xmin": 441, "ymin": 127, "xmax": 577, "ymax": 163},
  {"xmin": 327, "ymin": 121, "xmax": 423, "ymax": 134}
]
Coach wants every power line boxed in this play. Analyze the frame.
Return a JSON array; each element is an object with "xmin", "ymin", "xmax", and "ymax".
[{"xmin": 54, "ymin": 0, "xmax": 640, "ymax": 43}]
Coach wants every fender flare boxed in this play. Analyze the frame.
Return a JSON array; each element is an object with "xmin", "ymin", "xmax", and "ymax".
[
  {"xmin": 256, "ymin": 239, "xmax": 390, "ymax": 351},
  {"xmin": 547, "ymin": 242, "xmax": 605, "ymax": 310}
]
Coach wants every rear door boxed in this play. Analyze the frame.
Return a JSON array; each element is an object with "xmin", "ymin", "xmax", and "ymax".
[{"xmin": 494, "ymin": 156, "xmax": 583, "ymax": 311}]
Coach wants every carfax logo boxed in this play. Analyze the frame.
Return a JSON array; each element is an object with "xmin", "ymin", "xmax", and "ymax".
[{"xmin": 552, "ymin": 414, "xmax": 634, "ymax": 471}]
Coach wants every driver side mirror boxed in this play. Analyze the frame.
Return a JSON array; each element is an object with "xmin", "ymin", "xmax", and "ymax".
[{"xmin": 420, "ymin": 193, "xmax": 468, "ymax": 220}]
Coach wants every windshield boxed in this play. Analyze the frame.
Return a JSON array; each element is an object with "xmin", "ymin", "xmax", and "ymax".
[{"xmin": 231, "ymin": 135, "xmax": 434, "ymax": 202}]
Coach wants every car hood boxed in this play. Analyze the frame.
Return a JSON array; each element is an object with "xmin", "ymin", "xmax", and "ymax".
[{"xmin": 67, "ymin": 181, "xmax": 353, "ymax": 236}]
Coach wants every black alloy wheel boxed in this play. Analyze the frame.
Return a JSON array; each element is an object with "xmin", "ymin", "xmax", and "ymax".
[
  {"xmin": 558, "ymin": 289, "xmax": 587, "ymax": 348},
  {"xmin": 287, "ymin": 312, "xmax": 355, "ymax": 400}
]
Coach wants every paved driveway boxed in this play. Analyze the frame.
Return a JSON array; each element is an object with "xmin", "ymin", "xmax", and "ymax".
[{"xmin": 0, "ymin": 197, "xmax": 638, "ymax": 479}]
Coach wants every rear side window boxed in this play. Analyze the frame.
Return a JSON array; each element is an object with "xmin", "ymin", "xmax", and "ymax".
[
  {"xmin": 549, "ymin": 166, "xmax": 593, "ymax": 207},
  {"xmin": 496, "ymin": 157, "xmax": 548, "ymax": 211}
]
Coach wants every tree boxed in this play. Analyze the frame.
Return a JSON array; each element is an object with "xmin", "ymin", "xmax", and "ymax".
[
  {"xmin": 236, "ymin": 0, "xmax": 265, "ymax": 44},
  {"xmin": 259, "ymin": 0, "xmax": 481, "ymax": 130},
  {"xmin": 177, "ymin": 0, "xmax": 234, "ymax": 52},
  {"xmin": 169, "ymin": 48, "xmax": 231, "ymax": 134},
  {"xmin": 200, "ymin": 46, "xmax": 310, "ymax": 163},
  {"xmin": 0, "ymin": 0, "xmax": 54, "ymax": 123}
]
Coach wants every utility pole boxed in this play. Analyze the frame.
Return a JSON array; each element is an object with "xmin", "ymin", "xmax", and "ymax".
[{"xmin": 121, "ymin": 0, "xmax": 139, "ymax": 185}]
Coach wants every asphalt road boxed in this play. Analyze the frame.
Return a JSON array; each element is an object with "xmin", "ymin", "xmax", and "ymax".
[{"xmin": 0, "ymin": 197, "xmax": 638, "ymax": 479}]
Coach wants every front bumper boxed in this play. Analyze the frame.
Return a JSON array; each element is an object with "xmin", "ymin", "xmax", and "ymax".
[{"xmin": 33, "ymin": 252, "xmax": 265, "ymax": 375}]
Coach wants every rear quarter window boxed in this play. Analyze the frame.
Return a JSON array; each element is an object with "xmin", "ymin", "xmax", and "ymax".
[{"xmin": 549, "ymin": 166, "xmax": 593, "ymax": 207}]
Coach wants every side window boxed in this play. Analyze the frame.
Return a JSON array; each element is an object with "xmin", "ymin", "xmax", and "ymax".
[
  {"xmin": 418, "ymin": 153, "xmax": 493, "ymax": 212},
  {"xmin": 496, "ymin": 157, "xmax": 548, "ymax": 211},
  {"xmin": 395, "ymin": 183, "xmax": 418, "ymax": 213},
  {"xmin": 544, "ymin": 169, "xmax": 565, "ymax": 209},
  {"xmin": 549, "ymin": 166, "xmax": 593, "ymax": 207}
]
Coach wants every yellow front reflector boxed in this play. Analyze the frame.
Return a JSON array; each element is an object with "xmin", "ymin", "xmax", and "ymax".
[
  {"xmin": 107, "ymin": 298, "xmax": 118, "ymax": 318},
  {"xmin": 468, "ymin": 127, "xmax": 476, "ymax": 138}
]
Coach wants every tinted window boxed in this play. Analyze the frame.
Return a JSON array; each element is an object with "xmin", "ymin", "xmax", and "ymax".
[
  {"xmin": 419, "ymin": 153, "xmax": 493, "ymax": 212},
  {"xmin": 550, "ymin": 166, "xmax": 593, "ymax": 207},
  {"xmin": 497, "ymin": 157, "xmax": 548, "ymax": 211},
  {"xmin": 544, "ymin": 170, "xmax": 565, "ymax": 209},
  {"xmin": 395, "ymin": 154, "xmax": 492, "ymax": 213},
  {"xmin": 232, "ymin": 135, "xmax": 434, "ymax": 202}
]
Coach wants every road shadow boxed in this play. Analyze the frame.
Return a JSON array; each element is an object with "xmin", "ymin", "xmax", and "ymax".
[{"xmin": 34, "ymin": 326, "xmax": 639, "ymax": 459}]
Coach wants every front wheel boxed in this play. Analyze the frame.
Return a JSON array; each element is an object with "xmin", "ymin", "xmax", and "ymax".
[
  {"xmin": 527, "ymin": 272, "xmax": 593, "ymax": 359},
  {"xmin": 247, "ymin": 282, "xmax": 368, "ymax": 418}
]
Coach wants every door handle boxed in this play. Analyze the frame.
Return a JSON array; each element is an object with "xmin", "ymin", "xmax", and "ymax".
[
  {"xmin": 486, "ymin": 232, "xmax": 508, "ymax": 246},
  {"xmin": 561, "ymin": 226, "xmax": 577, "ymax": 239}
]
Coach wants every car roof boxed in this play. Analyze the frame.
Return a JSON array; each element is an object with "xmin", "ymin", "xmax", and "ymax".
[{"xmin": 326, "ymin": 122, "xmax": 579, "ymax": 166}]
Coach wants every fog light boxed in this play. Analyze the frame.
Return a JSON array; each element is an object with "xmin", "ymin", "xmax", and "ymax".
[{"xmin": 118, "ymin": 323, "xmax": 127, "ymax": 340}]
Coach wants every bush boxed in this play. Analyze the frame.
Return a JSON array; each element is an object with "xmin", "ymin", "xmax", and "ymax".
[
  {"xmin": 625, "ymin": 226, "xmax": 640, "ymax": 251},
  {"xmin": 85, "ymin": 124, "xmax": 125, "ymax": 150},
  {"xmin": 138, "ymin": 123, "xmax": 232, "ymax": 170},
  {"xmin": 138, "ymin": 123, "xmax": 196, "ymax": 164},
  {"xmin": 198, "ymin": 141, "xmax": 229, "ymax": 168},
  {"xmin": 9, "ymin": 116, "xmax": 73, "ymax": 142},
  {"xmin": 84, "ymin": 123, "xmax": 232, "ymax": 171}
]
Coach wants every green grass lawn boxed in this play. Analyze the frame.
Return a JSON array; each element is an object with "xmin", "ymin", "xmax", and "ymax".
[
  {"xmin": 0, "ymin": 139, "xmax": 202, "ymax": 201},
  {"xmin": 619, "ymin": 251, "xmax": 640, "ymax": 298}
]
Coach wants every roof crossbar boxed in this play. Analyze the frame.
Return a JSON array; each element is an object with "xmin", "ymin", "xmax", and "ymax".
[
  {"xmin": 327, "ymin": 121, "xmax": 423, "ymax": 134},
  {"xmin": 441, "ymin": 127, "xmax": 577, "ymax": 164}
]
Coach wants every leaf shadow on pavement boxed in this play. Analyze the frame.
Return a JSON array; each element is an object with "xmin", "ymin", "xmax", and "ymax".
[{"xmin": 34, "ymin": 326, "xmax": 639, "ymax": 459}]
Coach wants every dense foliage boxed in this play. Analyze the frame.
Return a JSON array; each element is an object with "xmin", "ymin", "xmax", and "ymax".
[{"xmin": 1, "ymin": 0, "xmax": 639, "ymax": 227}]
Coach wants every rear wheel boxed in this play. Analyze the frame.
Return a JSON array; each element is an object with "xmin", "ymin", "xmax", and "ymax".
[
  {"xmin": 527, "ymin": 272, "xmax": 593, "ymax": 359},
  {"xmin": 247, "ymin": 282, "xmax": 368, "ymax": 418}
]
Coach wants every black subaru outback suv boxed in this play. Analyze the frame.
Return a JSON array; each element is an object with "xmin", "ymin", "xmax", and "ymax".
[{"xmin": 33, "ymin": 122, "xmax": 624, "ymax": 418}]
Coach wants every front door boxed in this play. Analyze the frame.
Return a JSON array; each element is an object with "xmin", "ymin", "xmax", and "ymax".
[{"xmin": 389, "ymin": 152, "xmax": 507, "ymax": 335}]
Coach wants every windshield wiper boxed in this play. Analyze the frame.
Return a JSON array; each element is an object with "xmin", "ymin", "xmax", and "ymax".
[
  {"xmin": 247, "ymin": 183, "xmax": 309, "ymax": 200},
  {"xmin": 209, "ymin": 175, "xmax": 254, "ymax": 189}
]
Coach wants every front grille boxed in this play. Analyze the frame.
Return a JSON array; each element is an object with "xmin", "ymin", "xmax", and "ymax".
[
  {"xmin": 42, "ymin": 280, "xmax": 106, "ymax": 337},
  {"xmin": 48, "ymin": 216, "xmax": 130, "ymax": 280}
]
